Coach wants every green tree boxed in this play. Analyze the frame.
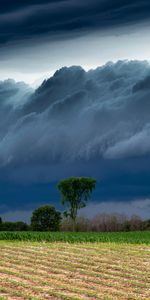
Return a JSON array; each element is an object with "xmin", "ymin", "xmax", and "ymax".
[
  {"xmin": 31, "ymin": 205, "xmax": 61, "ymax": 231},
  {"xmin": 58, "ymin": 177, "xmax": 96, "ymax": 231}
]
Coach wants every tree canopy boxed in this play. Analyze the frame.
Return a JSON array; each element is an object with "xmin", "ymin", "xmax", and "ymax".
[
  {"xmin": 58, "ymin": 177, "xmax": 96, "ymax": 230},
  {"xmin": 31, "ymin": 205, "xmax": 61, "ymax": 231}
]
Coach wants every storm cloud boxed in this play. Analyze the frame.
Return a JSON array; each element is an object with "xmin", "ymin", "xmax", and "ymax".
[
  {"xmin": 0, "ymin": 0, "xmax": 150, "ymax": 45},
  {"xmin": 0, "ymin": 60, "xmax": 150, "ymax": 179},
  {"xmin": 1, "ymin": 60, "xmax": 150, "ymax": 217},
  {"xmin": 1, "ymin": 1, "xmax": 150, "ymax": 220}
]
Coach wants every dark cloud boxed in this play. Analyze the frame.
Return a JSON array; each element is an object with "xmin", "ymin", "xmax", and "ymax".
[
  {"xmin": 0, "ymin": 60, "xmax": 150, "ymax": 216},
  {"xmin": 0, "ymin": 79, "xmax": 32, "ymax": 140},
  {"xmin": 133, "ymin": 75, "xmax": 150, "ymax": 92},
  {"xmin": 0, "ymin": 0, "xmax": 61, "ymax": 13},
  {"xmin": 1, "ymin": 60, "xmax": 150, "ymax": 166},
  {"xmin": 0, "ymin": 0, "xmax": 150, "ymax": 46},
  {"xmin": 0, "ymin": 60, "xmax": 150, "ymax": 174}
]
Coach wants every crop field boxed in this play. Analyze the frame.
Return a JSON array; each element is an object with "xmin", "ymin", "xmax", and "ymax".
[
  {"xmin": 0, "ymin": 231, "xmax": 150, "ymax": 244},
  {"xmin": 0, "ymin": 240, "xmax": 149, "ymax": 300}
]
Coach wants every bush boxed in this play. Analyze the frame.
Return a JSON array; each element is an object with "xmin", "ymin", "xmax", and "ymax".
[{"xmin": 31, "ymin": 205, "xmax": 61, "ymax": 231}]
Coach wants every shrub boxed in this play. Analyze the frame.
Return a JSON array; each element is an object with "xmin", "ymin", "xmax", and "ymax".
[{"xmin": 31, "ymin": 205, "xmax": 61, "ymax": 231}]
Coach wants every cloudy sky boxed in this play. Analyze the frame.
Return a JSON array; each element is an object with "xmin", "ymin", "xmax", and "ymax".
[
  {"xmin": 0, "ymin": 0, "xmax": 150, "ymax": 222},
  {"xmin": 1, "ymin": 0, "xmax": 150, "ymax": 84}
]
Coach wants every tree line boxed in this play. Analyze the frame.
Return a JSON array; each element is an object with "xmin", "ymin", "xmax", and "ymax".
[
  {"xmin": 0, "ymin": 177, "xmax": 149, "ymax": 232},
  {"xmin": 0, "ymin": 212, "xmax": 150, "ymax": 232}
]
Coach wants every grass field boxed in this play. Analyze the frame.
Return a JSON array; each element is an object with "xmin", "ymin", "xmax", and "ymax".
[
  {"xmin": 0, "ymin": 231, "xmax": 150, "ymax": 244},
  {"xmin": 0, "ymin": 239, "xmax": 149, "ymax": 300}
]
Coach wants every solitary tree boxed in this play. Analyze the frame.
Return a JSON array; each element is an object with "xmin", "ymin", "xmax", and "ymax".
[
  {"xmin": 58, "ymin": 177, "xmax": 96, "ymax": 231},
  {"xmin": 31, "ymin": 205, "xmax": 61, "ymax": 231}
]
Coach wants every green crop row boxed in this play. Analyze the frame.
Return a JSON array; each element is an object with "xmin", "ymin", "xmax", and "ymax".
[{"xmin": 0, "ymin": 231, "xmax": 149, "ymax": 244}]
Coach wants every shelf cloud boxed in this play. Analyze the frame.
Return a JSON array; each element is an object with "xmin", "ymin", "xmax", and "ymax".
[
  {"xmin": 0, "ymin": 60, "xmax": 150, "ymax": 180},
  {"xmin": 1, "ymin": 1, "xmax": 150, "ymax": 220},
  {"xmin": 0, "ymin": 60, "xmax": 150, "ymax": 217}
]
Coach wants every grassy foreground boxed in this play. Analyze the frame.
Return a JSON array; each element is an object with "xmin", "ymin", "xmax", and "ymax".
[
  {"xmin": 0, "ymin": 241, "xmax": 149, "ymax": 300},
  {"xmin": 0, "ymin": 231, "xmax": 150, "ymax": 244}
]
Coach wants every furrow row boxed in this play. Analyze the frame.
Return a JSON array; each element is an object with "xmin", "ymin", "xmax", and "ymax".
[
  {"xmin": 0, "ymin": 261, "xmax": 149, "ymax": 298},
  {"xmin": 0, "ymin": 253, "xmax": 149, "ymax": 284},
  {"xmin": 1, "ymin": 247, "xmax": 149, "ymax": 275},
  {"xmin": 0, "ymin": 270, "xmax": 143, "ymax": 300}
]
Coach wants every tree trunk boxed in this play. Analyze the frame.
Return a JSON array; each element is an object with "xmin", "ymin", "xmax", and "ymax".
[
  {"xmin": 72, "ymin": 219, "xmax": 76, "ymax": 232},
  {"xmin": 71, "ymin": 207, "xmax": 77, "ymax": 232}
]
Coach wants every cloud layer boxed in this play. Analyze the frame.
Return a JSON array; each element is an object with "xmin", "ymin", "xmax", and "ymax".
[
  {"xmin": 81, "ymin": 198, "xmax": 150, "ymax": 220},
  {"xmin": 1, "ymin": 198, "xmax": 150, "ymax": 222},
  {"xmin": 1, "ymin": 60, "xmax": 150, "ymax": 168},
  {"xmin": 1, "ymin": 60, "xmax": 150, "ymax": 215},
  {"xmin": 0, "ymin": 0, "xmax": 150, "ymax": 45}
]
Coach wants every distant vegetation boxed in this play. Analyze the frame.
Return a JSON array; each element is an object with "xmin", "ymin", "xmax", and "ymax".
[
  {"xmin": 0, "ymin": 220, "xmax": 29, "ymax": 231},
  {"xmin": 0, "ymin": 213, "xmax": 150, "ymax": 233},
  {"xmin": 0, "ymin": 177, "xmax": 150, "ymax": 233},
  {"xmin": 61, "ymin": 214, "xmax": 150, "ymax": 232}
]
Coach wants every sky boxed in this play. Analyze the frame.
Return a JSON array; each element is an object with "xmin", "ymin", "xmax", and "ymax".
[
  {"xmin": 1, "ymin": 0, "xmax": 150, "ymax": 84},
  {"xmin": 0, "ymin": 0, "xmax": 150, "ymax": 222}
]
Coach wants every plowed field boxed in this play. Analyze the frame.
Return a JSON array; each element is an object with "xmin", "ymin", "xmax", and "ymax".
[{"xmin": 0, "ymin": 242, "xmax": 149, "ymax": 299}]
